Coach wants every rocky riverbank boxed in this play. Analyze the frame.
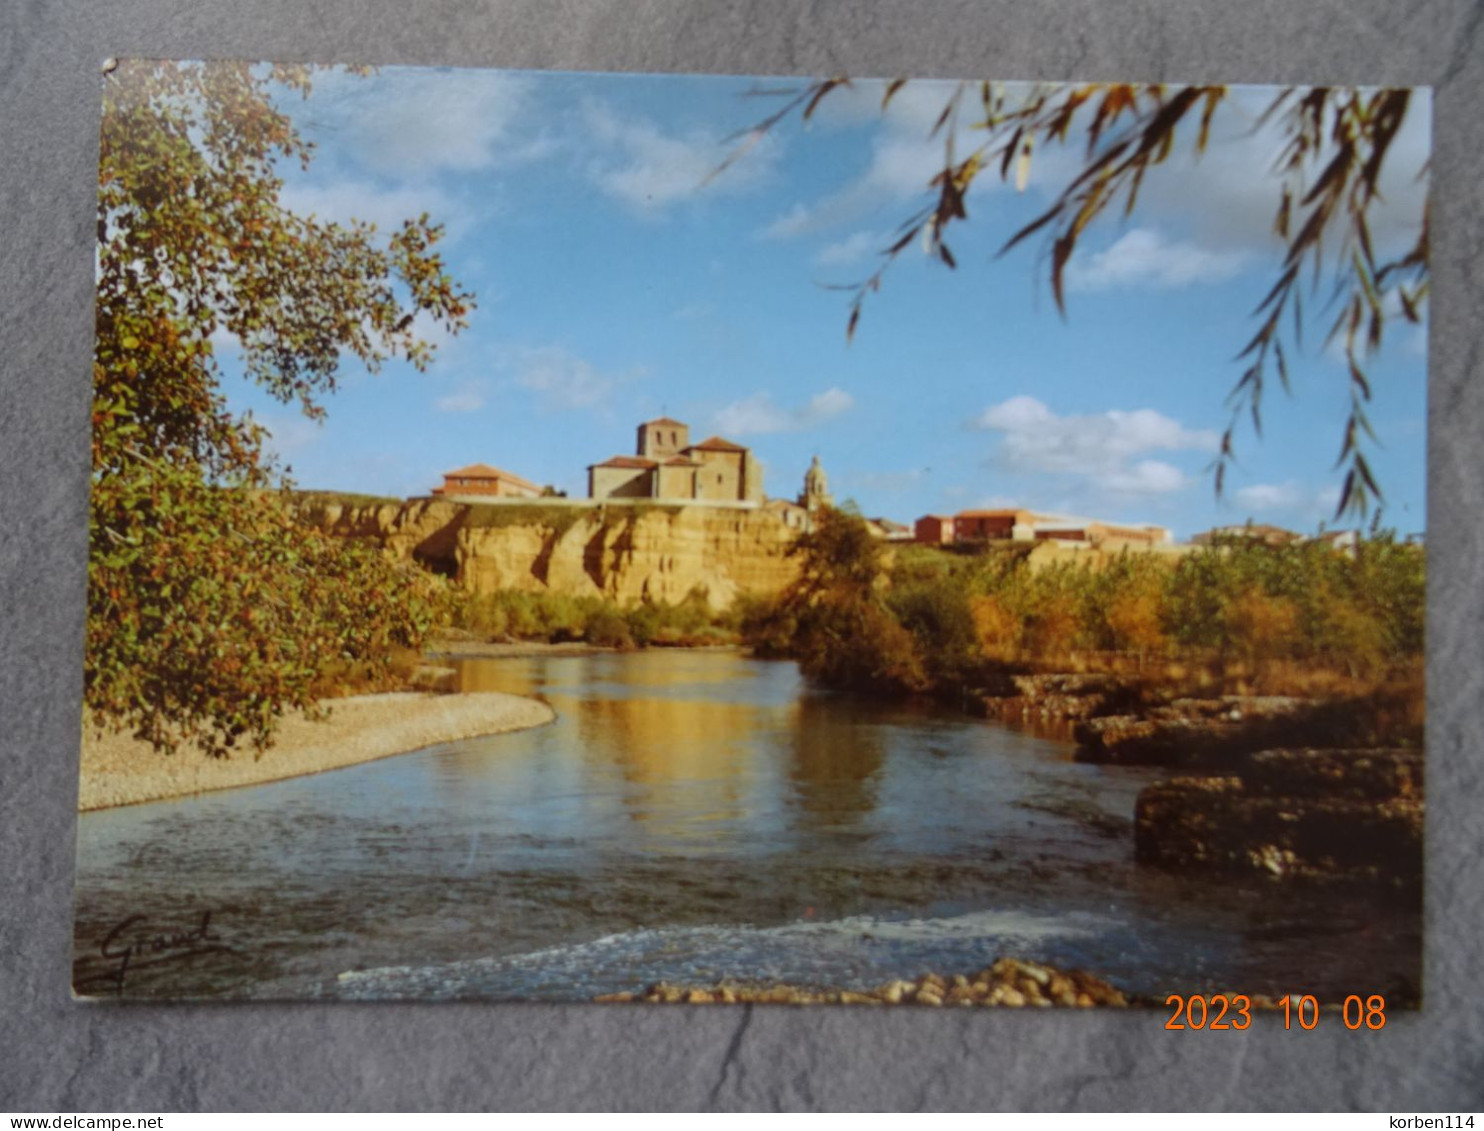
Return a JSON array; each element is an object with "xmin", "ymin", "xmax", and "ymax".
[
  {"xmin": 1135, "ymin": 749, "xmax": 1424, "ymax": 883},
  {"xmin": 78, "ymin": 691, "xmax": 556, "ymax": 810},
  {"xmin": 973, "ymin": 673, "xmax": 1424, "ymax": 886},
  {"xmin": 594, "ymin": 958, "xmax": 1136, "ymax": 1007}
]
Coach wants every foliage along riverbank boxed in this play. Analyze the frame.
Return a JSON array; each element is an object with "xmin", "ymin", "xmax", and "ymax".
[
  {"xmin": 447, "ymin": 586, "xmax": 751, "ymax": 650},
  {"xmin": 739, "ymin": 507, "xmax": 1425, "ymax": 889},
  {"xmin": 741, "ymin": 507, "xmax": 1424, "ymax": 743}
]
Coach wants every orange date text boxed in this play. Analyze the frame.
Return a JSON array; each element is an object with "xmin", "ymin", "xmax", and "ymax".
[{"xmin": 1164, "ymin": 994, "xmax": 1388, "ymax": 1030}]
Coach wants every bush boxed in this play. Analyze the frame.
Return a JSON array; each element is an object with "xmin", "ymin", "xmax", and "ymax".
[
  {"xmin": 969, "ymin": 594, "xmax": 1022, "ymax": 661},
  {"xmin": 453, "ymin": 587, "xmax": 739, "ymax": 649},
  {"xmin": 887, "ymin": 573, "xmax": 981, "ymax": 684},
  {"xmin": 793, "ymin": 598, "xmax": 930, "ymax": 694},
  {"xmin": 585, "ymin": 607, "xmax": 636, "ymax": 650}
]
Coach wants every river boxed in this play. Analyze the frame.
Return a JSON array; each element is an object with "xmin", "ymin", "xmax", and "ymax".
[{"xmin": 72, "ymin": 650, "xmax": 1420, "ymax": 1002}]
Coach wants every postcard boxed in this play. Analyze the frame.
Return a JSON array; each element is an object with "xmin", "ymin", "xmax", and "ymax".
[{"xmin": 74, "ymin": 61, "xmax": 1427, "ymax": 1011}]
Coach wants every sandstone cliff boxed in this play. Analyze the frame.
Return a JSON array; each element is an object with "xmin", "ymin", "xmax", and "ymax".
[{"xmin": 295, "ymin": 498, "xmax": 800, "ymax": 609}]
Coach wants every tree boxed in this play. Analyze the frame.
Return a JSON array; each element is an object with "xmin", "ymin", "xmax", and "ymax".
[
  {"xmin": 762, "ymin": 507, "xmax": 929, "ymax": 693},
  {"xmin": 89, "ymin": 60, "xmax": 473, "ymax": 755},
  {"xmin": 721, "ymin": 81, "xmax": 1429, "ymax": 518}
]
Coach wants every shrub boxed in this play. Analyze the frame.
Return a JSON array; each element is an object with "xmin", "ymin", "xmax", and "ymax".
[
  {"xmin": 969, "ymin": 594, "xmax": 1022, "ymax": 661},
  {"xmin": 888, "ymin": 573, "xmax": 981, "ymax": 684},
  {"xmin": 585, "ymin": 607, "xmax": 636, "ymax": 650}
]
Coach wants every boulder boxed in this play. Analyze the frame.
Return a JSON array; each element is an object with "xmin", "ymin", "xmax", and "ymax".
[
  {"xmin": 1075, "ymin": 697, "xmax": 1322, "ymax": 769},
  {"xmin": 1235, "ymin": 747, "xmax": 1423, "ymax": 800},
  {"xmin": 1134, "ymin": 774, "xmax": 1422, "ymax": 882}
]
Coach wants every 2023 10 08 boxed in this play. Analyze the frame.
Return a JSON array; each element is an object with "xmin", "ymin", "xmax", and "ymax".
[{"xmin": 1164, "ymin": 993, "xmax": 1390, "ymax": 1030}]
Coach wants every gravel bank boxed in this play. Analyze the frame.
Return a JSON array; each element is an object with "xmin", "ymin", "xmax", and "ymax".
[
  {"xmin": 594, "ymin": 959, "xmax": 1137, "ymax": 1007},
  {"xmin": 78, "ymin": 691, "xmax": 555, "ymax": 811}
]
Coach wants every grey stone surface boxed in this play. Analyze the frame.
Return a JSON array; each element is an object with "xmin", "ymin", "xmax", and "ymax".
[{"xmin": 2, "ymin": 0, "xmax": 1481, "ymax": 1111}]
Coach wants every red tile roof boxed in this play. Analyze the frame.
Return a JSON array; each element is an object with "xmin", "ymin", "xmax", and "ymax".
[
  {"xmin": 661, "ymin": 455, "xmax": 701, "ymax": 466},
  {"xmin": 590, "ymin": 455, "xmax": 658, "ymax": 469},
  {"xmin": 686, "ymin": 436, "xmax": 748, "ymax": 453},
  {"xmin": 440, "ymin": 463, "xmax": 539, "ymax": 491},
  {"xmin": 641, "ymin": 416, "xmax": 688, "ymax": 428}
]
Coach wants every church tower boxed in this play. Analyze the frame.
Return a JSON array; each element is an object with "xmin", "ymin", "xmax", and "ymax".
[
  {"xmin": 800, "ymin": 454, "xmax": 833, "ymax": 513},
  {"xmin": 637, "ymin": 417, "xmax": 689, "ymax": 458}
]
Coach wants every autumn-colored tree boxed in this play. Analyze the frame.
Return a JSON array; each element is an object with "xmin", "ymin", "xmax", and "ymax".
[
  {"xmin": 752, "ymin": 507, "xmax": 928, "ymax": 693},
  {"xmin": 968, "ymin": 594, "xmax": 1022, "ymax": 662},
  {"xmin": 724, "ymin": 81, "xmax": 1428, "ymax": 517},
  {"xmin": 89, "ymin": 60, "xmax": 472, "ymax": 754},
  {"xmin": 1222, "ymin": 588, "xmax": 1303, "ymax": 671}
]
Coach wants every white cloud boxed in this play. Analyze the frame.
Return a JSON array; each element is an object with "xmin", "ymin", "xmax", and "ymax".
[
  {"xmin": 759, "ymin": 135, "xmax": 942, "ymax": 239},
  {"xmin": 1067, "ymin": 228, "xmax": 1251, "ymax": 292},
  {"xmin": 1324, "ymin": 291, "xmax": 1429, "ymax": 364},
  {"xmin": 755, "ymin": 81, "xmax": 1430, "ymax": 318},
  {"xmin": 280, "ymin": 181, "xmax": 467, "ymax": 240},
  {"xmin": 815, "ymin": 230, "xmax": 890, "ymax": 268},
  {"xmin": 582, "ymin": 101, "xmax": 779, "ymax": 214},
  {"xmin": 971, "ymin": 394, "xmax": 1218, "ymax": 499},
  {"xmin": 1112, "ymin": 86, "xmax": 1429, "ymax": 258},
  {"xmin": 757, "ymin": 81, "xmax": 1081, "ymax": 241},
  {"xmin": 760, "ymin": 203, "xmax": 813, "ymax": 241},
  {"xmin": 757, "ymin": 103, "xmax": 967, "ymax": 238},
  {"xmin": 1233, "ymin": 481, "xmax": 1306, "ymax": 511},
  {"xmin": 311, "ymin": 69, "xmax": 540, "ymax": 177},
  {"xmin": 256, "ymin": 412, "xmax": 323, "ymax": 461},
  {"xmin": 1103, "ymin": 460, "xmax": 1187, "ymax": 496},
  {"xmin": 713, "ymin": 387, "xmax": 855, "ymax": 436},
  {"xmin": 1231, "ymin": 481, "xmax": 1346, "ymax": 523},
  {"xmin": 507, "ymin": 345, "xmax": 619, "ymax": 411},
  {"xmin": 435, "ymin": 386, "xmax": 485, "ymax": 413}
]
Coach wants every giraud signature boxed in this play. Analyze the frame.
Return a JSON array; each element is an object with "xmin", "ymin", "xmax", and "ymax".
[{"xmin": 75, "ymin": 910, "xmax": 235, "ymax": 993}]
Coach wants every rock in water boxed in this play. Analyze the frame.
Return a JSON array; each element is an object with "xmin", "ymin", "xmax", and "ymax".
[{"xmin": 1134, "ymin": 772, "xmax": 1422, "ymax": 884}]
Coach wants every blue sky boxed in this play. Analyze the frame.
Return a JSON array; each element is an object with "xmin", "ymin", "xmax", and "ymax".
[{"xmin": 218, "ymin": 68, "xmax": 1430, "ymax": 539}]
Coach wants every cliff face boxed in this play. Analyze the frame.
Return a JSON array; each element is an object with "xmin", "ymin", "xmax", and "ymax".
[{"xmin": 296, "ymin": 499, "xmax": 800, "ymax": 608}]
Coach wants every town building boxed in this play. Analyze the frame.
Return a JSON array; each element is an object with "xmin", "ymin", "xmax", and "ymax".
[
  {"xmin": 588, "ymin": 417, "xmax": 764, "ymax": 503},
  {"xmin": 431, "ymin": 462, "xmax": 542, "ymax": 499},
  {"xmin": 916, "ymin": 507, "xmax": 1172, "ymax": 549},
  {"xmin": 801, "ymin": 454, "xmax": 833, "ymax": 514},
  {"xmin": 1191, "ymin": 523, "xmax": 1363, "ymax": 556},
  {"xmin": 767, "ymin": 454, "xmax": 841, "ymax": 531},
  {"xmin": 915, "ymin": 515, "xmax": 956, "ymax": 544},
  {"xmin": 867, "ymin": 518, "xmax": 914, "ymax": 542},
  {"xmin": 1190, "ymin": 522, "xmax": 1305, "ymax": 547}
]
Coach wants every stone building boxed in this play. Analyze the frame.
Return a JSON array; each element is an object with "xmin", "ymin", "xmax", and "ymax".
[
  {"xmin": 431, "ymin": 462, "xmax": 541, "ymax": 499},
  {"xmin": 588, "ymin": 417, "xmax": 764, "ymax": 503}
]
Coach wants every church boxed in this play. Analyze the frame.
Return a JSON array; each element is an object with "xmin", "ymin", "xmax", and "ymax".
[{"xmin": 588, "ymin": 417, "xmax": 765, "ymax": 503}]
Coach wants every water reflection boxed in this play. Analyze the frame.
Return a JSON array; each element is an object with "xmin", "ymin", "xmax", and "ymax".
[
  {"xmin": 785, "ymin": 695, "xmax": 885, "ymax": 823},
  {"xmin": 73, "ymin": 650, "xmax": 1422, "ymax": 1002}
]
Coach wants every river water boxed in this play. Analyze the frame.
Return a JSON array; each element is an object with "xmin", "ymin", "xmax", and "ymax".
[{"xmin": 72, "ymin": 650, "xmax": 1420, "ymax": 1002}]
